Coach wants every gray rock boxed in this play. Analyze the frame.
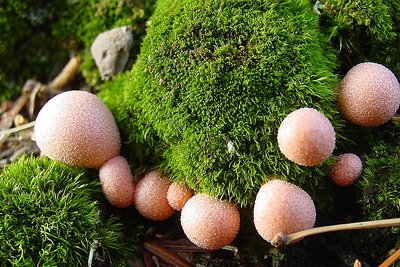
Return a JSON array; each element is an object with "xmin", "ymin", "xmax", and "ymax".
[{"xmin": 90, "ymin": 26, "xmax": 133, "ymax": 80}]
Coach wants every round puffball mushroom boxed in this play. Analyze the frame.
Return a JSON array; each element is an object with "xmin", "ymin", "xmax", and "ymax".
[
  {"xmin": 254, "ymin": 179, "xmax": 316, "ymax": 243},
  {"xmin": 337, "ymin": 62, "xmax": 400, "ymax": 126},
  {"xmin": 167, "ymin": 182, "xmax": 193, "ymax": 211},
  {"xmin": 181, "ymin": 194, "xmax": 240, "ymax": 250},
  {"xmin": 329, "ymin": 153, "xmax": 362, "ymax": 186},
  {"xmin": 134, "ymin": 170, "xmax": 174, "ymax": 221},
  {"xmin": 99, "ymin": 156, "xmax": 135, "ymax": 208},
  {"xmin": 277, "ymin": 108, "xmax": 336, "ymax": 166},
  {"xmin": 34, "ymin": 90, "xmax": 121, "ymax": 169}
]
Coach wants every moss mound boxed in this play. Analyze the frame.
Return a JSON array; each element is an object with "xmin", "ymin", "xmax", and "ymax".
[
  {"xmin": 110, "ymin": 0, "xmax": 344, "ymax": 206},
  {"xmin": 0, "ymin": 156, "xmax": 131, "ymax": 266}
]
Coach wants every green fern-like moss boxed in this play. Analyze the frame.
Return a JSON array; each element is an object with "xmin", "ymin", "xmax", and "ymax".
[
  {"xmin": 108, "ymin": 0, "xmax": 345, "ymax": 206},
  {"xmin": 0, "ymin": 156, "xmax": 132, "ymax": 266}
]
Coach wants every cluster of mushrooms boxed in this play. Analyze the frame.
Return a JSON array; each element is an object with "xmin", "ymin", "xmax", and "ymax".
[{"xmin": 33, "ymin": 62, "xmax": 400, "ymax": 250}]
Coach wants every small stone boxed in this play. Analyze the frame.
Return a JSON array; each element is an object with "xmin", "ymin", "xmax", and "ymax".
[{"xmin": 91, "ymin": 26, "xmax": 133, "ymax": 80}]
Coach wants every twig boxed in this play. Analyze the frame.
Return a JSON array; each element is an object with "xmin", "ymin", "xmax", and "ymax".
[
  {"xmin": 0, "ymin": 121, "xmax": 35, "ymax": 136},
  {"xmin": 88, "ymin": 240, "xmax": 100, "ymax": 267},
  {"xmin": 271, "ymin": 218, "xmax": 400, "ymax": 247},
  {"xmin": 29, "ymin": 81, "xmax": 46, "ymax": 119},
  {"xmin": 143, "ymin": 240, "xmax": 193, "ymax": 267},
  {"xmin": 48, "ymin": 56, "xmax": 80, "ymax": 90},
  {"xmin": 378, "ymin": 247, "xmax": 400, "ymax": 267}
]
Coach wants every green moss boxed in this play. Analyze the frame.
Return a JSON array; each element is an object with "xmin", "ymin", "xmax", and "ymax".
[
  {"xmin": 359, "ymin": 139, "xmax": 400, "ymax": 222},
  {"xmin": 0, "ymin": 156, "xmax": 133, "ymax": 266},
  {"xmin": 318, "ymin": 0, "xmax": 400, "ymax": 74},
  {"xmin": 110, "ymin": 0, "xmax": 344, "ymax": 206}
]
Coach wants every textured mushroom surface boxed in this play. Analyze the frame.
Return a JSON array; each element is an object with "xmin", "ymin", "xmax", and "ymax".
[
  {"xmin": 167, "ymin": 182, "xmax": 193, "ymax": 211},
  {"xmin": 99, "ymin": 156, "xmax": 135, "ymax": 208},
  {"xmin": 134, "ymin": 170, "xmax": 174, "ymax": 221},
  {"xmin": 277, "ymin": 108, "xmax": 335, "ymax": 166},
  {"xmin": 254, "ymin": 179, "xmax": 316, "ymax": 243},
  {"xmin": 181, "ymin": 194, "xmax": 240, "ymax": 250},
  {"xmin": 329, "ymin": 153, "xmax": 363, "ymax": 186},
  {"xmin": 337, "ymin": 62, "xmax": 400, "ymax": 126},
  {"xmin": 34, "ymin": 90, "xmax": 121, "ymax": 169}
]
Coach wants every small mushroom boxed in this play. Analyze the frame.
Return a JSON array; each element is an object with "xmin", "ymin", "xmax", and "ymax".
[
  {"xmin": 34, "ymin": 90, "xmax": 120, "ymax": 169},
  {"xmin": 277, "ymin": 108, "xmax": 336, "ymax": 166},
  {"xmin": 180, "ymin": 194, "xmax": 240, "ymax": 250},
  {"xmin": 337, "ymin": 62, "xmax": 400, "ymax": 126},
  {"xmin": 99, "ymin": 156, "xmax": 135, "ymax": 208},
  {"xmin": 134, "ymin": 170, "xmax": 175, "ymax": 221},
  {"xmin": 167, "ymin": 182, "xmax": 193, "ymax": 211},
  {"xmin": 328, "ymin": 153, "xmax": 362, "ymax": 186},
  {"xmin": 254, "ymin": 179, "xmax": 316, "ymax": 243}
]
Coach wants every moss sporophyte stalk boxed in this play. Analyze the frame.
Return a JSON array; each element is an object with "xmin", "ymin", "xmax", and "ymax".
[{"xmin": 101, "ymin": 0, "xmax": 343, "ymax": 206}]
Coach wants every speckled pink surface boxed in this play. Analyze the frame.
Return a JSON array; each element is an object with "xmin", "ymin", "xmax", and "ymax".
[
  {"xmin": 277, "ymin": 108, "xmax": 335, "ymax": 166},
  {"xmin": 34, "ymin": 91, "xmax": 121, "ymax": 169},
  {"xmin": 329, "ymin": 153, "xmax": 363, "ymax": 186},
  {"xmin": 338, "ymin": 62, "xmax": 400, "ymax": 126},
  {"xmin": 180, "ymin": 194, "xmax": 240, "ymax": 250},
  {"xmin": 167, "ymin": 182, "xmax": 193, "ymax": 211},
  {"xmin": 254, "ymin": 179, "xmax": 316, "ymax": 243},
  {"xmin": 99, "ymin": 156, "xmax": 135, "ymax": 208},
  {"xmin": 134, "ymin": 170, "xmax": 174, "ymax": 221}
]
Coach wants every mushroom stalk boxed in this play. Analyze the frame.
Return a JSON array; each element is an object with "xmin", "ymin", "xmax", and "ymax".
[{"xmin": 272, "ymin": 218, "xmax": 400, "ymax": 247}]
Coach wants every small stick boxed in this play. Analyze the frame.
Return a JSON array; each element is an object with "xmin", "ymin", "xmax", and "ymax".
[
  {"xmin": 378, "ymin": 248, "xmax": 400, "ymax": 267},
  {"xmin": 143, "ymin": 240, "xmax": 193, "ymax": 267},
  {"xmin": 48, "ymin": 56, "xmax": 80, "ymax": 90},
  {"xmin": 272, "ymin": 218, "xmax": 400, "ymax": 247},
  {"xmin": 0, "ymin": 121, "xmax": 35, "ymax": 136}
]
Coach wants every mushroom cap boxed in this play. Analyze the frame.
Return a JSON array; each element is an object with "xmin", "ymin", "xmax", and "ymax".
[
  {"xmin": 167, "ymin": 182, "xmax": 193, "ymax": 211},
  {"xmin": 337, "ymin": 62, "xmax": 400, "ymax": 126},
  {"xmin": 99, "ymin": 156, "xmax": 135, "ymax": 208},
  {"xmin": 254, "ymin": 179, "xmax": 316, "ymax": 243},
  {"xmin": 134, "ymin": 170, "xmax": 174, "ymax": 221},
  {"xmin": 180, "ymin": 194, "xmax": 240, "ymax": 250},
  {"xmin": 329, "ymin": 153, "xmax": 362, "ymax": 186},
  {"xmin": 34, "ymin": 90, "xmax": 121, "ymax": 169},
  {"xmin": 277, "ymin": 108, "xmax": 335, "ymax": 166}
]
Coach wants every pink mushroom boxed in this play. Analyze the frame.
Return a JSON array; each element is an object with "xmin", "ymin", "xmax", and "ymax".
[
  {"xmin": 167, "ymin": 182, "xmax": 193, "ymax": 211},
  {"xmin": 34, "ymin": 90, "xmax": 120, "ymax": 169},
  {"xmin": 134, "ymin": 170, "xmax": 174, "ymax": 221},
  {"xmin": 329, "ymin": 153, "xmax": 363, "ymax": 186},
  {"xmin": 180, "ymin": 194, "xmax": 240, "ymax": 250},
  {"xmin": 337, "ymin": 62, "xmax": 400, "ymax": 126},
  {"xmin": 99, "ymin": 155, "xmax": 135, "ymax": 208},
  {"xmin": 277, "ymin": 108, "xmax": 336, "ymax": 166},
  {"xmin": 254, "ymin": 179, "xmax": 316, "ymax": 243}
]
